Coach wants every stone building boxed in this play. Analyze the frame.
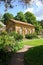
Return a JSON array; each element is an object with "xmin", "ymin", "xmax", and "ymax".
[{"xmin": 6, "ymin": 19, "xmax": 35, "ymax": 37}]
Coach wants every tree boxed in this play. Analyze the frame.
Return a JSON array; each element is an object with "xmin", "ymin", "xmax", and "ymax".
[
  {"xmin": 25, "ymin": 12, "xmax": 42, "ymax": 34},
  {"xmin": 15, "ymin": 11, "xmax": 27, "ymax": 22},
  {"xmin": 3, "ymin": 13, "xmax": 14, "ymax": 24},
  {"xmin": 40, "ymin": 20, "xmax": 43, "ymax": 28},
  {"xmin": 35, "ymin": 23, "xmax": 42, "ymax": 34},
  {"xmin": 25, "ymin": 12, "xmax": 37, "ymax": 24}
]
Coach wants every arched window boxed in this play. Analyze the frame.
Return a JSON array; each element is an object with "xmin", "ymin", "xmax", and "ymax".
[
  {"xmin": 19, "ymin": 28, "xmax": 22, "ymax": 34},
  {"xmin": 25, "ymin": 28, "xmax": 28, "ymax": 34}
]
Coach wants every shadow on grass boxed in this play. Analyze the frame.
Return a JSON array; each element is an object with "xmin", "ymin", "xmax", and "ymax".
[{"xmin": 24, "ymin": 45, "xmax": 43, "ymax": 65}]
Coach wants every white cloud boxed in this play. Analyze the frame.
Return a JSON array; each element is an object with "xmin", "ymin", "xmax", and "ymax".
[
  {"xmin": 25, "ymin": 0, "xmax": 43, "ymax": 20},
  {"xmin": 25, "ymin": 7, "xmax": 34, "ymax": 13},
  {"xmin": 34, "ymin": 0, "xmax": 43, "ymax": 20}
]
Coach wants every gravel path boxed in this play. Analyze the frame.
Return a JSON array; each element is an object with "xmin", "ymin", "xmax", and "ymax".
[{"xmin": 9, "ymin": 45, "xmax": 33, "ymax": 65}]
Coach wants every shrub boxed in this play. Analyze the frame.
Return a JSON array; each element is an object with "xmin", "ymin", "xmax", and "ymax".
[
  {"xmin": 0, "ymin": 31, "xmax": 23, "ymax": 52},
  {"xmin": 0, "ymin": 31, "xmax": 24, "ymax": 65},
  {"xmin": 14, "ymin": 41, "xmax": 24, "ymax": 51},
  {"xmin": 3, "ymin": 35, "xmax": 15, "ymax": 52},
  {"xmin": 25, "ymin": 33, "xmax": 38, "ymax": 39},
  {"xmin": 0, "ymin": 35, "xmax": 15, "ymax": 65},
  {"xmin": 14, "ymin": 33, "xmax": 23, "ymax": 41},
  {"xmin": 0, "ymin": 35, "xmax": 15, "ymax": 52},
  {"xmin": 0, "ymin": 31, "xmax": 8, "ymax": 36},
  {"xmin": 0, "ymin": 36, "xmax": 4, "ymax": 49},
  {"xmin": 24, "ymin": 45, "xmax": 43, "ymax": 65},
  {"xmin": 0, "ymin": 34, "xmax": 23, "ymax": 52},
  {"xmin": 10, "ymin": 31, "xmax": 23, "ymax": 41}
]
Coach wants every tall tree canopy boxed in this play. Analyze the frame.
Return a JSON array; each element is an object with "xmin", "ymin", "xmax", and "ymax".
[
  {"xmin": 25, "ymin": 12, "xmax": 42, "ymax": 34},
  {"xmin": 3, "ymin": 13, "xmax": 14, "ymax": 24},
  {"xmin": 15, "ymin": 11, "xmax": 27, "ymax": 22},
  {"xmin": 25, "ymin": 12, "xmax": 37, "ymax": 24}
]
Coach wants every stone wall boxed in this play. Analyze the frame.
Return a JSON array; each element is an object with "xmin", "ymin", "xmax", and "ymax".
[
  {"xmin": 15, "ymin": 24, "xmax": 35, "ymax": 37},
  {"xmin": 6, "ymin": 20, "xmax": 35, "ymax": 37}
]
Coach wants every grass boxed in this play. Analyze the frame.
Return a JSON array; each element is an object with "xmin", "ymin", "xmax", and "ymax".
[
  {"xmin": 21, "ymin": 38, "xmax": 43, "ymax": 46},
  {"xmin": 24, "ymin": 38, "xmax": 43, "ymax": 65}
]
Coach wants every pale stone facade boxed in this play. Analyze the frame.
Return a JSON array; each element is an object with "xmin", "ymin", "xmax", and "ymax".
[{"xmin": 6, "ymin": 19, "xmax": 35, "ymax": 37}]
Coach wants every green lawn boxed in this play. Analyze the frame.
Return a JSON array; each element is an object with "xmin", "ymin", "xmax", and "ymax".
[
  {"xmin": 21, "ymin": 38, "xmax": 43, "ymax": 46},
  {"xmin": 24, "ymin": 38, "xmax": 43, "ymax": 65}
]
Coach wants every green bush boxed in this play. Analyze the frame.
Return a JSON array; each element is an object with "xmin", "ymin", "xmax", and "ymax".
[
  {"xmin": 14, "ymin": 41, "xmax": 24, "ymax": 51},
  {"xmin": 0, "ymin": 31, "xmax": 8, "ymax": 36},
  {"xmin": 0, "ymin": 35, "xmax": 15, "ymax": 65},
  {"xmin": 0, "ymin": 34, "xmax": 23, "ymax": 52},
  {"xmin": 0, "ymin": 31, "xmax": 24, "ymax": 65},
  {"xmin": 24, "ymin": 45, "xmax": 43, "ymax": 65},
  {"xmin": 0, "ymin": 36, "xmax": 4, "ymax": 49},
  {"xmin": 0, "ymin": 31, "xmax": 23, "ymax": 52},
  {"xmin": 10, "ymin": 32, "xmax": 23, "ymax": 41},
  {"xmin": 25, "ymin": 33, "xmax": 38, "ymax": 39},
  {"xmin": 14, "ymin": 33, "xmax": 23, "ymax": 41},
  {"xmin": 0, "ymin": 35, "xmax": 15, "ymax": 52},
  {"xmin": 3, "ymin": 35, "xmax": 15, "ymax": 52}
]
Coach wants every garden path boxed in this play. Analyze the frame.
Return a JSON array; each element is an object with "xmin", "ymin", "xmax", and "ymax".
[{"xmin": 9, "ymin": 45, "xmax": 33, "ymax": 65}]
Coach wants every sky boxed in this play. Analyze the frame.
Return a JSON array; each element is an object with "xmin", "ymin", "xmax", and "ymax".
[{"xmin": 0, "ymin": 0, "xmax": 43, "ymax": 21}]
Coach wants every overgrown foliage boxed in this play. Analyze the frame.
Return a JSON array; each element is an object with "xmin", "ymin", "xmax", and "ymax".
[
  {"xmin": 15, "ymin": 11, "xmax": 27, "ymax": 22},
  {"xmin": 3, "ymin": 13, "xmax": 14, "ymax": 24},
  {"xmin": 25, "ymin": 12, "xmax": 36, "ymax": 24},
  {"xmin": 0, "ymin": 31, "xmax": 23, "ymax": 52},
  {"xmin": 0, "ymin": 31, "xmax": 23, "ymax": 65},
  {"xmin": 0, "ymin": 35, "xmax": 15, "ymax": 52},
  {"xmin": 9, "ymin": 31, "xmax": 23, "ymax": 41},
  {"xmin": 25, "ymin": 33, "xmax": 38, "ymax": 39}
]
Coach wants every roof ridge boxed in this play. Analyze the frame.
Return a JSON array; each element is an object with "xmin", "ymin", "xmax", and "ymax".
[{"xmin": 10, "ymin": 19, "xmax": 34, "ymax": 27}]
